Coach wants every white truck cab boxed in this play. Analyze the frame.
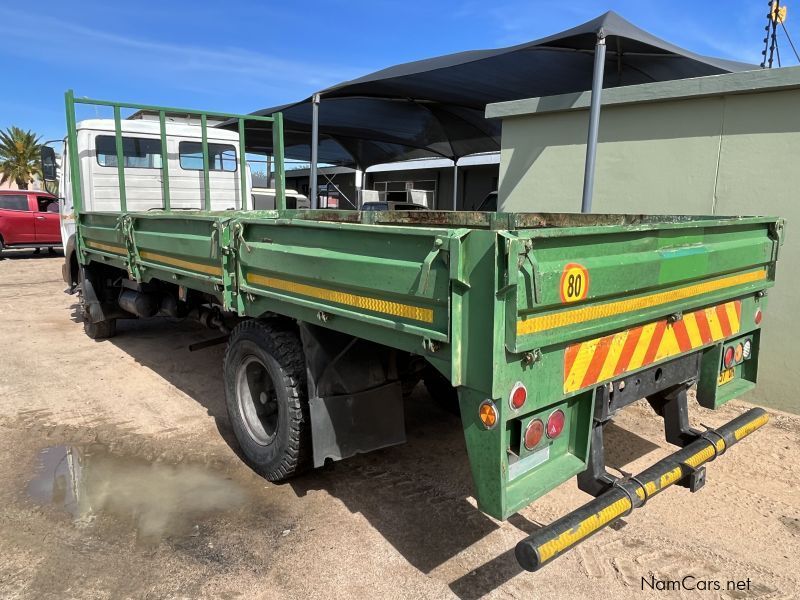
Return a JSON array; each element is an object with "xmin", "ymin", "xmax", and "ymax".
[{"xmin": 60, "ymin": 119, "xmax": 249, "ymax": 287}]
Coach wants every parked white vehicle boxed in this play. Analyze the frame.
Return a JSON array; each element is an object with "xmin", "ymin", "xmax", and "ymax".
[
  {"xmin": 59, "ymin": 119, "xmax": 249, "ymax": 287},
  {"xmin": 251, "ymin": 188, "xmax": 310, "ymax": 210}
]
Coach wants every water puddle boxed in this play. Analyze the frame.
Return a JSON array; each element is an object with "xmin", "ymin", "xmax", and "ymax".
[{"xmin": 27, "ymin": 443, "xmax": 247, "ymax": 541}]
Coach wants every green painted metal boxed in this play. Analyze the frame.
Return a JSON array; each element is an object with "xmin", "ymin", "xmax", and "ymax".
[
  {"xmin": 237, "ymin": 118, "xmax": 248, "ymax": 210},
  {"xmin": 64, "ymin": 90, "xmax": 83, "ymax": 216},
  {"xmin": 158, "ymin": 110, "xmax": 171, "ymax": 211},
  {"xmin": 201, "ymin": 114, "xmax": 211, "ymax": 211},
  {"xmin": 112, "ymin": 106, "xmax": 127, "ymax": 212},
  {"xmin": 76, "ymin": 208, "xmax": 782, "ymax": 519},
  {"xmin": 71, "ymin": 96, "xmax": 278, "ymax": 122},
  {"xmin": 67, "ymin": 93, "xmax": 784, "ymax": 522},
  {"xmin": 272, "ymin": 112, "xmax": 286, "ymax": 211},
  {"xmin": 66, "ymin": 94, "xmax": 280, "ymax": 215}
]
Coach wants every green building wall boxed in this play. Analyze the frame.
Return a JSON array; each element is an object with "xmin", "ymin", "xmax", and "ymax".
[{"xmin": 487, "ymin": 67, "xmax": 800, "ymax": 413}]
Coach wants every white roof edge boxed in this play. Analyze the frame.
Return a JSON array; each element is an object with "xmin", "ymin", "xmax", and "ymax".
[
  {"xmin": 486, "ymin": 66, "xmax": 800, "ymax": 119},
  {"xmin": 366, "ymin": 152, "xmax": 499, "ymax": 173},
  {"xmin": 75, "ymin": 118, "xmax": 240, "ymax": 140},
  {"xmin": 285, "ymin": 165, "xmax": 357, "ymax": 176}
]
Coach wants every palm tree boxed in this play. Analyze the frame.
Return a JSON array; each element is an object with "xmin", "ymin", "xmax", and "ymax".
[{"xmin": 0, "ymin": 126, "xmax": 42, "ymax": 190}]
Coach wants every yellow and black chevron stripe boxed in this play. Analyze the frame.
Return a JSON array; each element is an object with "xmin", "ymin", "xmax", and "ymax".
[{"xmin": 564, "ymin": 300, "xmax": 742, "ymax": 394}]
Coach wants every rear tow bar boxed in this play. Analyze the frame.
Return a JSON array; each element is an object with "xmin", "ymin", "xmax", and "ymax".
[{"xmin": 515, "ymin": 407, "xmax": 769, "ymax": 571}]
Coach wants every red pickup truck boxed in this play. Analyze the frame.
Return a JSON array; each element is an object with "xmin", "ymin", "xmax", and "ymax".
[{"xmin": 0, "ymin": 190, "xmax": 61, "ymax": 257}]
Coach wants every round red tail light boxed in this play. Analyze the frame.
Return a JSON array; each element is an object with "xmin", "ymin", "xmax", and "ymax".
[
  {"xmin": 754, "ymin": 309, "xmax": 763, "ymax": 325},
  {"xmin": 723, "ymin": 346, "xmax": 735, "ymax": 368},
  {"xmin": 546, "ymin": 409, "xmax": 565, "ymax": 439},
  {"xmin": 509, "ymin": 382, "xmax": 527, "ymax": 410},
  {"xmin": 524, "ymin": 419, "xmax": 544, "ymax": 450}
]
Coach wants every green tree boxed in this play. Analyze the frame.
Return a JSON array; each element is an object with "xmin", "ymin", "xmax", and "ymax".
[{"xmin": 0, "ymin": 126, "xmax": 42, "ymax": 190}]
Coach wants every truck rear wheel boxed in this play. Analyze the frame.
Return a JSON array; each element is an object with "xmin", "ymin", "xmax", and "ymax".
[
  {"xmin": 83, "ymin": 316, "xmax": 117, "ymax": 339},
  {"xmin": 223, "ymin": 319, "xmax": 311, "ymax": 481},
  {"xmin": 79, "ymin": 266, "xmax": 117, "ymax": 340}
]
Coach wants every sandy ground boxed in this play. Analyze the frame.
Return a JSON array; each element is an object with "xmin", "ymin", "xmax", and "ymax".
[{"xmin": 0, "ymin": 251, "xmax": 799, "ymax": 600}]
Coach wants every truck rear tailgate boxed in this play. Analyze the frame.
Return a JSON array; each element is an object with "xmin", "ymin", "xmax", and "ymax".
[{"xmin": 508, "ymin": 216, "xmax": 781, "ymax": 353}]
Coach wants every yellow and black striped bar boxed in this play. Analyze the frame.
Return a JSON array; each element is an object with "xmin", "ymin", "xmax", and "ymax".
[{"xmin": 515, "ymin": 407, "xmax": 769, "ymax": 571}]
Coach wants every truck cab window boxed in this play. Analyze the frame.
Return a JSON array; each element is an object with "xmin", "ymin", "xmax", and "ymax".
[
  {"xmin": 95, "ymin": 136, "xmax": 162, "ymax": 169},
  {"xmin": 179, "ymin": 142, "xmax": 237, "ymax": 172}
]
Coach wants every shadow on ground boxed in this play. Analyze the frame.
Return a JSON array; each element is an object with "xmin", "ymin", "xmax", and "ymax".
[
  {"xmin": 74, "ymin": 312, "xmax": 661, "ymax": 598},
  {"xmin": 0, "ymin": 248, "xmax": 62, "ymax": 260}
]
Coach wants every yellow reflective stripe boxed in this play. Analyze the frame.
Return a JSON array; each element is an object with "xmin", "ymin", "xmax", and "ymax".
[
  {"xmin": 538, "ymin": 412, "xmax": 767, "ymax": 565},
  {"xmin": 725, "ymin": 302, "xmax": 741, "ymax": 333},
  {"xmin": 517, "ymin": 269, "xmax": 766, "ymax": 336},
  {"xmin": 246, "ymin": 273, "xmax": 435, "ymax": 324},
  {"xmin": 734, "ymin": 413, "xmax": 769, "ymax": 440},
  {"xmin": 685, "ymin": 445, "xmax": 717, "ymax": 469},
  {"xmin": 536, "ymin": 496, "xmax": 632, "ymax": 563},
  {"xmin": 597, "ymin": 330, "xmax": 628, "ymax": 382},
  {"xmin": 683, "ymin": 312, "xmax": 704, "ymax": 348},
  {"xmin": 705, "ymin": 306, "xmax": 724, "ymax": 340},
  {"xmin": 85, "ymin": 240, "xmax": 126, "ymax": 255},
  {"xmin": 139, "ymin": 250, "xmax": 222, "ymax": 277},
  {"xmin": 655, "ymin": 326, "xmax": 680, "ymax": 361},
  {"xmin": 627, "ymin": 322, "xmax": 657, "ymax": 371},
  {"xmin": 564, "ymin": 336, "xmax": 602, "ymax": 392}
]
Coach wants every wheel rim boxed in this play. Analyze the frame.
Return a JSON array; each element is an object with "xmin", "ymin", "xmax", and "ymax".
[{"xmin": 235, "ymin": 355, "xmax": 280, "ymax": 446}]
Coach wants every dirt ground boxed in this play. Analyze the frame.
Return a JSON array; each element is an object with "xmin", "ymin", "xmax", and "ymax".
[{"xmin": 0, "ymin": 251, "xmax": 799, "ymax": 600}]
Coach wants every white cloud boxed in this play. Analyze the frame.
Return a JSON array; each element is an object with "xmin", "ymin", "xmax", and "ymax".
[{"xmin": 0, "ymin": 7, "xmax": 368, "ymax": 98}]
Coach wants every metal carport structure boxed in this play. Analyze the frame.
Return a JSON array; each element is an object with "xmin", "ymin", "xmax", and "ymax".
[{"xmin": 223, "ymin": 11, "xmax": 751, "ymax": 210}]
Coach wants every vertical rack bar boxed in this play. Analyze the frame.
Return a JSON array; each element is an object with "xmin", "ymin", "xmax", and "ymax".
[
  {"xmin": 309, "ymin": 93, "xmax": 320, "ymax": 208},
  {"xmin": 64, "ymin": 90, "xmax": 83, "ymax": 215},
  {"xmin": 201, "ymin": 113, "xmax": 211, "ymax": 211},
  {"xmin": 113, "ymin": 105, "xmax": 127, "ymax": 212},
  {"xmin": 158, "ymin": 110, "xmax": 171, "ymax": 211},
  {"xmin": 581, "ymin": 30, "xmax": 607, "ymax": 214},
  {"xmin": 237, "ymin": 118, "xmax": 248, "ymax": 210},
  {"xmin": 272, "ymin": 113, "xmax": 286, "ymax": 210},
  {"xmin": 452, "ymin": 162, "xmax": 459, "ymax": 210}
]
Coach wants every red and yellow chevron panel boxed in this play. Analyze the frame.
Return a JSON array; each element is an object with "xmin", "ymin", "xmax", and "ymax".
[{"xmin": 563, "ymin": 300, "xmax": 741, "ymax": 394}]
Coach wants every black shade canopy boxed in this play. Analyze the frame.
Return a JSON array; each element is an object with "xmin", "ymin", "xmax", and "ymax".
[{"xmin": 229, "ymin": 11, "xmax": 752, "ymax": 167}]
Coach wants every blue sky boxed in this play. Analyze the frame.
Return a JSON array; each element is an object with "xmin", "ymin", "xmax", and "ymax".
[{"xmin": 0, "ymin": 0, "xmax": 796, "ymax": 142}]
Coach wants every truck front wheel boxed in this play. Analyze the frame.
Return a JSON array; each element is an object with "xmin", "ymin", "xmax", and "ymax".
[{"xmin": 223, "ymin": 319, "xmax": 311, "ymax": 481}]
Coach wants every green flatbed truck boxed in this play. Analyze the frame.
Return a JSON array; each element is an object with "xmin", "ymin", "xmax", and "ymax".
[{"xmin": 56, "ymin": 92, "xmax": 784, "ymax": 571}]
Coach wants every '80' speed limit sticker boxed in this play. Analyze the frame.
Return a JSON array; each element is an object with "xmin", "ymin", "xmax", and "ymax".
[{"xmin": 559, "ymin": 263, "xmax": 589, "ymax": 303}]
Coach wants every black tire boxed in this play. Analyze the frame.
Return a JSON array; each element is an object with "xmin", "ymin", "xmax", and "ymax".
[
  {"xmin": 83, "ymin": 316, "xmax": 117, "ymax": 340},
  {"xmin": 223, "ymin": 319, "xmax": 311, "ymax": 481},
  {"xmin": 0, "ymin": 237, "xmax": 4, "ymax": 260},
  {"xmin": 423, "ymin": 366, "xmax": 460, "ymax": 415},
  {"xmin": 79, "ymin": 267, "xmax": 117, "ymax": 340}
]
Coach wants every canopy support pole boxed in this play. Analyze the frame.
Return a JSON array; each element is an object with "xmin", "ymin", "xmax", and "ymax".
[
  {"xmin": 310, "ymin": 93, "xmax": 320, "ymax": 209},
  {"xmin": 581, "ymin": 30, "xmax": 606, "ymax": 214},
  {"xmin": 452, "ymin": 162, "xmax": 458, "ymax": 211}
]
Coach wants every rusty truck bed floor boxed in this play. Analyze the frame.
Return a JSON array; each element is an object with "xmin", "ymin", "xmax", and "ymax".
[{"xmin": 1, "ymin": 252, "xmax": 798, "ymax": 599}]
